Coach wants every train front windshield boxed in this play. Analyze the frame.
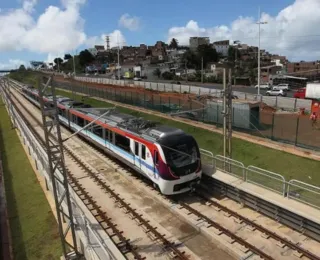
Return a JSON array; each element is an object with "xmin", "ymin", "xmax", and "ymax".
[{"xmin": 159, "ymin": 135, "xmax": 200, "ymax": 176}]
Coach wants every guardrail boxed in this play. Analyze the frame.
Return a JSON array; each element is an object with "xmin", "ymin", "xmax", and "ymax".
[
  {"xmin": 199, "ymin": 149, "xmax": 320, "ymax": 209},
  {"xmin": 0, "ymin": 83, "xmax": 124, "ymax": 260},
  {"xmin": 69, "ymin": 75, "xmax": 312, "ymax": 112}
]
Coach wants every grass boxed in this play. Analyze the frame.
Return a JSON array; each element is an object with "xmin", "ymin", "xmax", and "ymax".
[
  {"xmin": 0, "ymin": 98, "xmax": 62, "ymax": 260},
  {"xmin": 9, "ymin": 71, "xmax": 320, "ymax": 187}
]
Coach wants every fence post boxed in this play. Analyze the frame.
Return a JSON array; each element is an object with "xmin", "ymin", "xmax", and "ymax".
[
  {"xmin": 271, "ymin": 113, "xmax": 275, "ymax": 140},
  {"xmin": 294, "ymin": 98, "xmax": 297, "ymax": 111},
  {"xmin": 294, "ymin": 115, "xmax": 300, "ymax": 146},
  {"xmin": 180, "ymin": 85, "xmax": 182, "ymax": 94},
  {"xmin": 157, "ymin": 83, "xmax": 159, "ymax": 91},
  {"xmin": 171, "ymin": 84, "xmax": 173, "ymax": 92},
  {"xmin": 275, "ymin": 96, "xmax": 278, "ymax": 109},
  {"xmin": 160, "ymin": 96, "xmax": 162, "ymax": 112},
  {"xmin": 131, "ymin": 91, "xmax": 133, "ymax": 104},
  {"xmin": 189, "ymin": 85, "xmax": 191, "ymax": 93},
  {"xmin": 169, "ymin": 97, "xmax": 171, "ymax": 111}
]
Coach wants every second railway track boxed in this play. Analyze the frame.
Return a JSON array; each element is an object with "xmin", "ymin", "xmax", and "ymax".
[{"xmin": 5, "ymin": 81, "xmax": 320, "ymax": 260}]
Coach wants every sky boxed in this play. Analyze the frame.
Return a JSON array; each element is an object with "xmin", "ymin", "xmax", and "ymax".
[{"xmin": 0, "ymin": 0, "xmax": 320, "ymax": 70}]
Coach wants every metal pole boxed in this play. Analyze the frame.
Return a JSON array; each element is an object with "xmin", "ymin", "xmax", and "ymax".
[
  {"xmin": 185, "ymin": 60, "xmax": 188, "ymax": 82},
  {"xmin": 223, "ymin": 68, "xmax": 226, "ymax": 158},
  {"xmin": 234, "ymin": 50, "xmax": 237, "ymax": 87},
  {"xmin": 258, "ymin": 7, "xmax": 261, "ymax": 96},
  {"xmin": 117, "ymin": 36, "xmax": 120, "ymax": 80},
  {"xmin": 227, "ymin": 69, "xmax": 232, "ymax": 159},
  {"xmin": 72, "ymin": 51, "xmax": 76, "ymax": 76},
  {"xmin": 201, "ymin": 56, "xmax": 204, "ymax": 84}
]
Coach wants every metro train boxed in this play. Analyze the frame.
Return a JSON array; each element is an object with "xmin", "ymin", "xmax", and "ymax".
[{"xmin": 21, "ymin": 86, "xmax": 202, "ymax": 195}]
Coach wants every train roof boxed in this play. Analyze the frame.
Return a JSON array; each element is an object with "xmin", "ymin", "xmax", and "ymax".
[
  {"xmin": 23, "ymin": 86, "xmax": 187, "ymax": 142},
  {"xmin": 74, "ymin": 107, "xmax": 185, "ymax": 141}
]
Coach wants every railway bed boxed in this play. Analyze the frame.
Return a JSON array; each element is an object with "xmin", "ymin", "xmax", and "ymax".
[{"xmin": 5, "ymin": 82, "xmax": 320, "ymax": 259}]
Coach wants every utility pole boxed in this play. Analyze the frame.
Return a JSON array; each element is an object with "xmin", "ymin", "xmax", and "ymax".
[
  {"xmin": 201, "ymin": 56, "xmax": 204, "ymax": 84},
  {"xmin": 257, "ymin": 7, "xmax": 267, "ymax": 96},
  {"xmin": 38, "ymin": 75, "xmax": 80, "ymax": 260},
  {"xmin": 72, "ymin": 51, "xmax": 76, "ymax": 76},
  {"xmin": 226, "ymin": 69, "xmax": 233, "ymax": 159},
  {"xmin": 223, "ymin": 68, "xmax": 227, "ymax": 158},
  {"xmin": 117, "ymin": 35, "xmax": 121, "ymax": 80},
  {"xmin": 223, "ymin": 69, "xmax": 233, "ymax": 160},
  {"xmin": 185, "ymin": 60, "xmax": 188, "ymax": 82}
]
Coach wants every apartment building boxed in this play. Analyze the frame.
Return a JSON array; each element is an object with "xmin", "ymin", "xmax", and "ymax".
[{"xmin": 189, "ymin": 37, "xmax": 210, "ymax": 51}]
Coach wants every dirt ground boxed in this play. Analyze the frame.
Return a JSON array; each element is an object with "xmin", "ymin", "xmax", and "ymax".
[{"xmin": 54, "ymin": 75, "xmax": 320, "ymax": 152}]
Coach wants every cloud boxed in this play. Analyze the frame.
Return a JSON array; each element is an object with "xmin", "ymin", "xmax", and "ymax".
[
  {"xmin": 86, "ymin": 30, "xmax": 126, "ymax": 49},
  {"xmin": 167, "ymin": 0, "xmax": 320, "ymax": 60},
  {"xmin": 118, "ymin": 13, "xmax": 140, "ymax": 31},
  {"xmin": 0, "ymin": 0, "xmax": 86, "ymax": 56},
  {"xmin": 0, "ymin": 59, "xmax": 28, "ymax": 70}
]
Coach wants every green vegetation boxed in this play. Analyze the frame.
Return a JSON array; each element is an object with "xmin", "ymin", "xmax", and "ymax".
[
  {"xmin": 8, "ymin": 71, "xmax": 320, "ymax": 186},
  {"xmin": 0, "ymin": 98, "xmax": 62, "ymax": 259}
]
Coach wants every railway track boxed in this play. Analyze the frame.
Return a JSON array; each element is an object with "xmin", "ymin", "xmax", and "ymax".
[
  {"xmin": 3, "ymin": 83, "xmax": 190, "ymax": 259},
  {"xmin": 193, "ymin": 189, "xmax": 320, "ymax": 260},
  {"xmin": 6, "ymin": 82, "xmax": 320, "ymax": 259}
]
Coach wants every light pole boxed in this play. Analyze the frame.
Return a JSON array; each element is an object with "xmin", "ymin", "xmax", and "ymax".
[
  {"xmin": 201, "ymin": 56, "xmax": 204, "ymax": 84},
  {"xmin": 257, "ymin": 7, "xmax": 267, "ymax": 96},
  {"xmin": 233, "ymin": 40, "xmax": 241, "ymax": 87}
]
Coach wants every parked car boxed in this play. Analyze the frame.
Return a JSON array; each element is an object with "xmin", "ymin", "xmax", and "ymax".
[
  {"xmin": 266, "ymin": 89, "xmax": 287, "ymax": 97},
  {"xmin": 133, "ymin": 77, "xmax": 142, "ymax": 81},
  {"xmin": 273, "ymin": 83, "xmax": 290, "ymax": 91},
  {"xmin": 255, "ymin": 84, "xmax": 271, "ymax": 90}
]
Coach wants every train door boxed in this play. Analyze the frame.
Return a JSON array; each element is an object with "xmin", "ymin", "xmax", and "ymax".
[
  {"xmin": 140, "ymin": 144, "xmax": 147, "ymax": 175},
  {"xmin": 133, "ymin": 141, "xmax": 141, "ymax": 170}
]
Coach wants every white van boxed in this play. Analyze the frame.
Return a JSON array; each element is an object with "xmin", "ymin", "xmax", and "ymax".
[
  {"xmin": 273, "ymin": 83, "xmax": 290, "ymax": 91},
  {"xmin": 255, "ymin": 84, "xmax": 271, "ymax": 90}
]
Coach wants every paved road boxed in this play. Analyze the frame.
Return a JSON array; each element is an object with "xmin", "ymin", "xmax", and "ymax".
[{"xmin": 79, "ymin": 73, "xmax": 295, "ymax": 98}]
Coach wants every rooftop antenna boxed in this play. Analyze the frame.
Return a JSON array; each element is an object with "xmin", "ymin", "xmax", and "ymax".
[{"xmin": 105, "ymin": 35, "xmax": 110, "ymax": 51}]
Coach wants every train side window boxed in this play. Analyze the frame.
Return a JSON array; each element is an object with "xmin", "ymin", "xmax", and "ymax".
[
  {"xmin": 134, "ymin": 142, "xmax": 139, "ymax": 156},
  {"xmin": 110, "ymin": 131, "xmax": 114, "ymax": 143},
  {"xmin": 105, "ymin": 129, "xmax": 110, "ymax": 141},
  {"xmin": 78, "ymin": 116, "xmax": 85, "ymax": 127},
  {"xmin": 141, "ymin": 145, "xmax": 146, "ymax": 160},
  {"xmin": 154, "ymin": 151, "xmax": 158, "ymax": 165},
  {"xmin": 92, "ymin": 123, "xmax": 103, "ymax": 138},
  {"xmin": 115, "ymin": 133, "xmax": 130, "ymax": 152}
]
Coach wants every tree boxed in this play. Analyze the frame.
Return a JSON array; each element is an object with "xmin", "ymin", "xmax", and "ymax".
[
  {"xmin": 169, "ymin": 38, "xmax": 178, "ymax": 49},
  {"xmin": 18, "ymin": 65, "xmax": 26, "ymax": 71},
  {"xmin": 227, "ymin": 46, "xmax": 241, "ymax": 62},
  {"xmin": 153, "ymin": 68, "xmax": 161, "ymax": 78},
  {"xmin": 53, "ymin": 57, "xmax": 63, "ymax": 65},
  {"xmin": 181, "ymin": 50, "xmax": 199, "ymax": 69},
  {"xmin": 197, "ymin": 44, "xmax": 219, "ymax": 69},
  {"xmin": 64, "ymin": 54, "xmax": 72, "ymax": 60},
  {"xmin": 78, "ymin": 49, "xmax": 95, "ymax": 67},
  {"xmin": 162, "ymin": 71, "xmax": 174, "ymax": 80}
]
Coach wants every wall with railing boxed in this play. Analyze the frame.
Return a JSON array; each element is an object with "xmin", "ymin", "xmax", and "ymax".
[{"xmin": 199, "ymin": 148, "xmax": 320, "ymax": 209}]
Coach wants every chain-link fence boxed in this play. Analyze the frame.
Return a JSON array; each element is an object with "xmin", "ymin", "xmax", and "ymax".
[{"xmin": 52, "ymin": 78, "xmax": 320, "ymax": 151}]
